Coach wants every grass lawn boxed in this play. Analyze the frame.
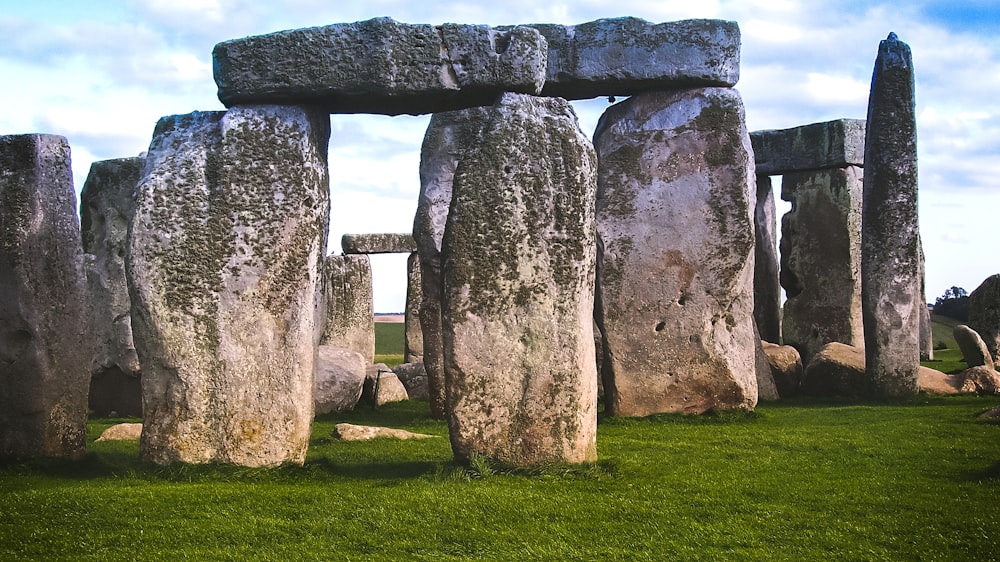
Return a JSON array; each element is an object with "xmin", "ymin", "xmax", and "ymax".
[{"xmin": 2, "ymin": 397, "xmax": 999, "ymax": 560}]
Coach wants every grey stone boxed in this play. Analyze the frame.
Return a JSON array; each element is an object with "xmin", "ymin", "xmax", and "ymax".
[
  {"xmin": 754, "ymin": 174, "xmax": 781, "ymax": 343},
  {"xmin": 595, "ymin": 88, "xmax": 757, "ymax": 417},
  {"xmin": 751, "ymin": 119, "xmax": 865, "ymax": 175},
  {"xmin": 953, "ymin": 325, "xmax": 994, "ymax": 370},
  {"xmin": 341, "ymin": 233, "xmax": 417, "ymax": 254},
  {"xmin": 414, "ymin": 106, "xmax": 493, "ymax": 420},
  {"xmin": 801, "ymin": 342, "xmax": 867, "ymax": 397},
  {"xmin": 214, "ymin": 18, "xmax": 548, "ymax": 115},
  {"xmin": 861, "ymin": 33, "xmax": 921, "ymax": 399},
  {"xmin": 333, "ymin": 423, "xmax": 436, "ymax": 441},
  {"xmin": 319, "ymin": 254, "xmax": 374, "ymax": 363},
  {"xmin": 95, "ymin": 423, "xmax": 143, "ymax": 442},
  {"xmin": 128, "ymin": 106, "xmax": 330, "ymax": 466},
  {"xmin": 754, "ymin": 329, "xmax": 780, "ymax": 402},
  {"xmin": 80, "ymin": 156, "xmax": 144, "ymax": 417},
  {"xmin": 762, "ymin": 341, "xmax": 803, "ymax": 398},
  {"xmin": 392, "ymin": 362, "xmax": 429, "ymax": 401},
  {"xmin": 780, "ymin": 167, "xmax": 864, "ymax": 363},
  {"xmin": 363, "ymin": 364, "xmax": 409, "ymax": 406},
  {"xmin": 968, "ymin": 274, "xmax": 1000, "ymax": 362},
  {"xmin": 441, "ymin": 93, "xmax": 598, "ymax": 466},
  {"xmin": 918, "ymin": 243, "xmax": 933, "ymax": 361},
  {"xmin": 521, "ymin": 18, "xmax": 740, "ymax": 99},
  {"xmin": 404, "ymin": 252, "xmax": 423, "ymax": 363},
  {"xmin": 314, "ymin": 346, "xmax": 366, "ymax": 414},
  {"xmin": 0, "ymin": 134, "xmax": 90, "ymax": 459}
]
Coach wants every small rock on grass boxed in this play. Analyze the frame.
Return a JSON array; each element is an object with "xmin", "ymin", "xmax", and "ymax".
[
  {"xmin": 332, "ymin": 424, "xmax": 436, "ymax": 441},
  {"xmin": 96, "ymin": 423, "xmax": 143, "ymax": 442}
]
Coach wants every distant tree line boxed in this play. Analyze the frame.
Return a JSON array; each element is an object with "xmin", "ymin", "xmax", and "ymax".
[{"xmin": 934, "ymin": 286, "xmax": 968, "ymax": 321}]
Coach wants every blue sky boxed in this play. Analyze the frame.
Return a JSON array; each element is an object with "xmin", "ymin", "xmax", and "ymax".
[{"xmin": 2, "ymin": 0, "xmax": 998, "ymax": 311}]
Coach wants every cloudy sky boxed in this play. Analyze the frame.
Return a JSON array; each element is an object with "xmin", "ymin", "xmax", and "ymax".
[{"xmin": 2, "ymin": 0, "xmax": 998, "ymax": 311}]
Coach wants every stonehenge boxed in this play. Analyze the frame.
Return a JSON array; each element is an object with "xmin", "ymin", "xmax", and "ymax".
[
  {"xmin": 1, "ymin": 15, "xmax": 942, "ymax": 466},
  {"xmin": 0, "ymin": 134, "xmax": 91, "ymax": 459},
  {"xmin": 861, "ymin": 33, "xmax": 921, "ymax": 399}
]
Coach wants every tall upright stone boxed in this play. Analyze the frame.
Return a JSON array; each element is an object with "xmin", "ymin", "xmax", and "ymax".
[
  {"xmin": 0, "ymin": 134, "xmax": 90, "ymax": 459},
  {"xmin": 861, "ymin": 33, "xmax": 921, "ymax": 398},
  {"xmin": 441, "ymin": 93, "xmax": 598, "ymax": 466},
  {"xmin": 595, "ymin": 88, "xmax": 758, "ymax": 416},
  {"xmin": 128, "ymin": 106, "xmax": 330, "ymax": 466},
  {"xmin": 968, "ymin": 274, "xmax": 1000, "ymax": 363},
  {"xmin": 319, "ymin": 254, "xmax": 375, "ymax": 364},
  {"xmin": 414, "ymin": 106, "xmax": 492, "ymax": 419},
  {"xmin": 80, "ymin": 156, "xmax": 144, "ymax": 417},
  {"xmin": 918, "ymin": 241, "xmax": 933, "ymax": 361},
  {"xmin": 404, "ymin": 252, "xmax": 423, "ymax": 364},
  {"xmin": 754, "ymin": 174, "xmax": 781, "ymax": 343},
  {"xmin": 779, "ymin": 167, "xmax": 864, "ymax": 363}
]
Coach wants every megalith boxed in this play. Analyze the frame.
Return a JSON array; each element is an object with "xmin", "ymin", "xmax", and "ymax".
[
  {"xmin": 968, "ymin": 274, "xmax": 1000, "ymax": 362},
  {"xmin": 341, "ymin": 233, "xmax": 417, "ymax": 254},
  {"xmin": 779, "ymin": 166, "xmax": 864, "ymax": 363},
  {"xmin": 441, "ymin": 93, "xmax": 598, "ymax": 466},
  {"xmin": 127, "ymin": 106, "xmax": 330, "ymax": 466},
  {"xmin": 319, "ymin": 254, "xmax": 375, "ymax": 363},
  {"xmin": 414, "ymin": 105, "xmax": 492, "ymax": 419},
  {"xmin": 595, "ymin": 88, "xmax": 758, "ymax": 417},
  {"xmin": 80, "ymin": 156, "xmax": 144, "ymax": 417},
  {"xmin": 953, "ymin": 325, "xmax": 994, "ymax": 371},
  {"xmin": 753, "ymin": 174, "xmax": 781, "ymax": 343},
  {"xmin": 0, "ymin": 134, "xmax": 90, "ymax": 459},
  {"xmin": 404, "ymin": 252, "xmax": 423, "ymax": 363},
  {"xmin": 861, "ymin": 33, "xmax": 921, "ymax": 399}
]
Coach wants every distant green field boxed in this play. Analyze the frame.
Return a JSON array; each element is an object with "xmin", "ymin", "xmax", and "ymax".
[
  {"xmin": 930, "ymin": 313, "xmax": 962, "ymax": 351},
  {"xmin": 374, "ymin": 322, "xmax": 405, "ymax": 356}
]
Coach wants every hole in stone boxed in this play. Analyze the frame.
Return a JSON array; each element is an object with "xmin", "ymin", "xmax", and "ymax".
[
  {"xmin": 678, "ymin": 294, "xmax": 687, "ymax": 306},
  {"xmin": 504, "ymin": 165, "xmax": 512, "ymax": 174},
  {"xmin": 655, "ymin": 321, "xmax": 666, "ymax": 332}
]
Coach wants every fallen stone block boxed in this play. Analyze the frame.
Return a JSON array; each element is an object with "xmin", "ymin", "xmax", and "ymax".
[
  {"xmin": 314, "ymin": 346, "xmax": 366, "ymax": 414},
  {"xmin": 333, "ymin": 423, "xmax": 436, "ymax": 441},
  {"xmin": 96, "ymin": 423, "xmax": 143, "ymax": 442}
]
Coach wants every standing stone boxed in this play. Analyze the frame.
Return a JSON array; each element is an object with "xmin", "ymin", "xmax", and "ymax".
[
  {"xmin": 80, "ymin": 156, "xmax": 144, "ymax": 417},
  {"xmin": 754, "ymin": 174, "xmax": 781, "ymax": 343},
  {"xmin": 404, "ymin": 252, "xmax": 423, "ymax": 363},
  {"xmin": 779, "ymin": 167, "xmax": 864, "ymax": 363},
  {"xmin": 319, "ymin": 254, "xmax": 375, "ymax": 364},
  {"xmin": 0, "ymin": 134, "xmax": 90, "ymax": 459},
  {"xmin": 414, "ymin": 106, "xmax": 492, "ymax": 419},
  {"xmin": 441, "ymin": 93, "xmax": 598, "ymax": 465},
  {"xmin": 595, "ymin": 88, "xmax": 757, "ymax": 416},
  {"xmin": 953, "ymin": 325, "xmax": 994, "ymax": 371},
  {"xmin": 968, "ymin": 274, "xmax": 1000, "ymax": 362},
  {"xmin": 128, "ymin": 106, "xmax": 330, "ymax": 466},
  {"xmin": 918, "ymin": 241, "xmax": 933, "ymax": 361},
  {"xmin": 861, "ymin": 33, "xmax": 921, "ymax": 399}
]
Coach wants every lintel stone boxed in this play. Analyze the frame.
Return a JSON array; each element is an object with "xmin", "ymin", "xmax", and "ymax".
[
  {"xmin": 341, "ymin": 233, "xmax": 417, "ymax": 254},
  {"xmin": 751, "ymin": 119, "xmax": 865, "ymax": 175},
  {"xmin": 213, "ymin": 17, "xmax": 741, "ymax": 115}
]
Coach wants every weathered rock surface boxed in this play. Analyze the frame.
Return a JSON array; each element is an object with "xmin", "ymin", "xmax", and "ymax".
[
  {"xmin": 319, "ymin": 254, "xmax": 374, "ymax": 363},
  {"xmin": 392, "ymin": 362, "xmax": 429, "ymax": 401},
  {"xmin": 918, "ymin": 243, "xmax": 933, "ymax": 361},
  {"xmin": 341, "ymin": 233, "xmax": 417, "ymax": 254},
  {"xmin": 953, "ymin": 325, "xmax": 994, "ymax": 370},
  {"xmin": 363, "ymin": 364, "xmax": 409, "ymax": 406},
  {"xmin": 314, "ymin": 346, "xmax": 366, "ymax": 414},
  {"xmin": 917, "ymin": 365, "xmax": 1000, "ymax": 396},
  {"xmin": 404, "ymin": 252, "xmax": 423, "ymax": 363},
  {"xmin": 81, "ymin": 156, "xmax": 144, "ymax": 377},
  {"xmin": 414, "ymin": 106, "xmax": 493, "ymax": 419},
  {"xmin": 214, "ymin": 17, "xmax": 740, "ymax": 114},
  {"xmin": 214, "ymin": 18, "xmax": 548, "ymax": 115},
  {"xmin": 595, "ymin": 88, "xmax": 757, "ymax": 416},
  {"xmin": 128, "ymin": 106, "xmax": 330, "ymax": 466},
  {"xmin": 754, "ymin": 175, "xmax": 781, "ymax": 343},
  {"xmin": 441, "ymin": 93, "xmax": 598, "ymax": 466},
  {"xmin": 333, "ymin": 423, "xmax": 436, "ymax": 441},
  {"xmin": 522, "ymin": 18, "xmax": 740, "ymax": 99},
  {"xmin": 755, "ymin": 335, "xmax": 780, "ymax": 402},
  {"xmin": 96, "ymin": 423, "xmax": 143, "ymax": 442},
  {"xmin": 968, "ymin": 274, "xmax": 1000, "ymax": 362},
  {"xmin": 780, "ymin": 166, "xmax": 864, "ymax": 363},
  {"xmin": 801, "ymin": 342, "xmax": 867, "ymax": 398},
  {"xmin": 751, "ymin": 119, "xmax": 865, "ymax": 175},
  {"xmin": 861, "ymin": 33, "xmax": 921, "ymax": 399},
  {"xmin": 762, "ymin": 341, "xmax": 804, "ymax": 398},
  {"xmin": 0, "ymin": 134, "xmax": 90, "ymax": 459}
]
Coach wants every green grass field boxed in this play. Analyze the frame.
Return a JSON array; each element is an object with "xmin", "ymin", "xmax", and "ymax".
[
  {"xmin": 2, "ymin": 396, "xmax": 999, "ymax": 560},
  {"xmin": 374, "ymin": 321, "xmax": 406, "ymax": 368}
]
